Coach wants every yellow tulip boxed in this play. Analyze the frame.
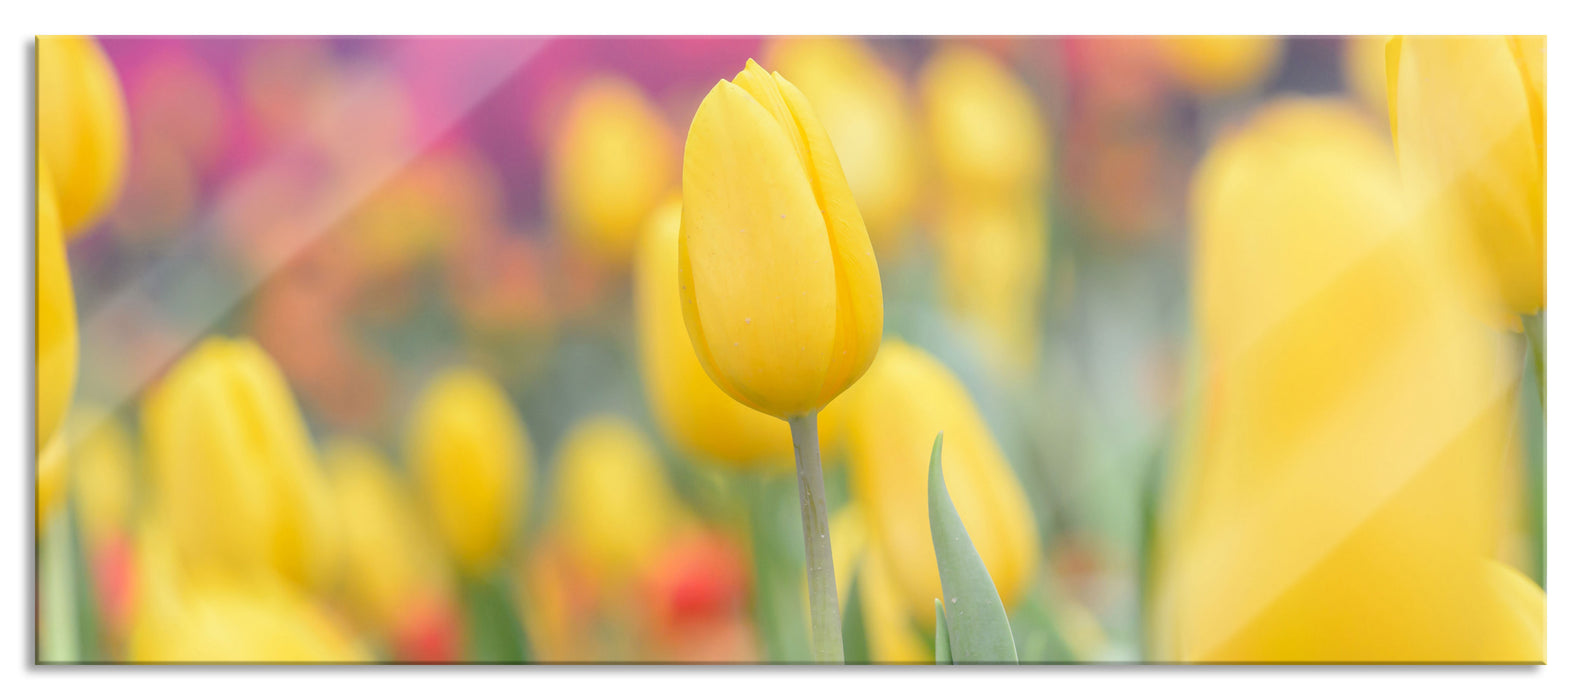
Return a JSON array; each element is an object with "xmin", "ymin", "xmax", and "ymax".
[
  {"xmin": 37, "ymin": 159, "xmax": 77, "ymax": 450},
  {"xmin": 141, "ymin": 337, "xmax": 340, "ymax": 592},
  {"xmin": 69, "ymin": 406, "xmax": 137, "ymax": 552},
  {"xmin": 1387, "ymin": 36, "xmax": 1546, "ymax": 314},
  {"xmin": 829, "ymin": 506, "xmax": 931, "ymax": 664},
  {"xmin": 326, "ymin": 439, "xmax": 451, "ymax": 636},
  {"xmin": 549, "ymin": 415, "xmax": 688, "ymax": 590},
  {"xmin": 1156, "ymin": 99, "xmax": 1539, "ymax": 662},
  {"xmin": 840, "ymin": 341, "xmax": 1038, "ymax": 625},
  {"xmin": 934, "ymin": 195, "xmax": 1049, "ymax": 376},
  {"xmin": 634, "ymin": 198, "xmax": 795, "ymax": 466},
  {"xmin": 408, "ymin": 366, "xmax": 532, "ymax": 577},
  {"xmin": 128, "ymin": 566, "xmax": 367, "ymax": 663},
  {"xmin": 918, "ymin": 47, "xmax": 1048, "ymax": 197},
  {"xmin": 679, "ymin": 58, "xmax": 884, "ymax": 420},
  {"xmin": 1343, "ymin": 35, "xmax": 1392, "ymax": 115},
  {"xmin": 549, "ymin": 75, "xmax": 675, "ymax": 266},
  {"xmin": 1155, "ymin": 35, "xmax": 1283, "ymax": 97},
  {"xmin": 764, "ymin": 37, "xmax": 920, "ymax": 256},
  {"xmin": 37, "ymin": 35, "xmax": 129, "ymax": 234}
]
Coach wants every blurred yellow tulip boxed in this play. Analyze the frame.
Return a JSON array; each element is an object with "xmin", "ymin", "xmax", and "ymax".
[
  {"xmin": 919, "ymin": 47, "xmax": 1048, "ymax": 198},
  {"xmin": 935, "ymin": 195, "xmax": 1049, "ymax": 376},
  {"xmin": 128, "ymin": 566, "xmax": 367, "ymax": 663},
  {"xmin": 142, "ymin": 337, "xmax": 341, "ymax": 592},
  {"xmin": 840, "ymin": 341, "xmax": 1038, "ymax": 625},
  {"xmin": 38, "ymin": 35, "xmax": 129, "ymax": 234},
  {"xmin": 679, "ymin": 58, "xmax": 884, "ymax": 420},
  {"xmin": 325, "ymin": 439, "xmax": 452, "ymax": 637},
  {"xmin": 69, "ymin": 407, "xmax": 137, "ymax": 552},
  {"xmin": 549, "ymin": 415, "xmax": 689, "ymax": 591},
  {"xmin": 549, "ymin": 75, "xmax": 674, "ymax": 266},
  {"xmin": 1343, "ymin": 35, "xmax": 1391, "ymax": 115},
  {"xmin": 408, "ymin": 366, "xmax": 532, "ymax": 577},
  {"xmin": 1156, "ymin": 99, "xmax": 1539, "ymax": 662},
  {"xmin": 634, "ymin": 198, "xmax": 795, "ymax": 467},
  {"xmin": 1387, "ymin": 36, "xmax": 1546, "ymax": 314},
  {"xmin": 829, "ymin": 506, "xmax": 930, "ymax": 664},
  {"xmin": 37, "ymin": 159, "xmax": 77, "ymax": 450},
  {"xmin": 1155, "ymin": 35, "xmax": 1283, "ymax": 97},
  {"xmin": 765, "ymin": 37, "xmax": 921, "ymax": 256}
]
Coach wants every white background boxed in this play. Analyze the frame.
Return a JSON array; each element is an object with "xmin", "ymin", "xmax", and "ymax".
[{"xmin": 5, "ymin": 1, "xmax": 1576, "ymax": 697}]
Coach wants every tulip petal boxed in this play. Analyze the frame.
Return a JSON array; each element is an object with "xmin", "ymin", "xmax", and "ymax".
[
  {"xmin": 1391, "ymin": 36, "xmax": 1544, "ymax": 312},
  {"xmin": 772, "ymin": 72, "xmax": 884, "ymax": 404},
  {"xmin": 680, "ymin": 79, "xmax": 836, "ymax": 417}
]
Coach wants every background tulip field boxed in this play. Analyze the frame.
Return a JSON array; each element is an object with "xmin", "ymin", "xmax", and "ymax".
[{"xmin": 34, "ymin": 35, "xmax": 1546, "ymax": 664}]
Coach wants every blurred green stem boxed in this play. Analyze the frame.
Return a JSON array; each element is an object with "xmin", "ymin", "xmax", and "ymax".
[
  {"xmin": 1522, "ymin": 312, "xmax": 1545, "ymax": 412},
  {"xmin": 788, "ymin": 412, "xmax": 843, "ymax": 664}
]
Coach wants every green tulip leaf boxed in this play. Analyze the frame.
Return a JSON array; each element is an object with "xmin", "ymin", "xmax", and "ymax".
[
  {"xmin": 928, "ymin": 433, "xmax": 1018, "ymax": 664},
  {"xmin": 934, "ymin": 599, "xmax": 953, "ymax": 665},
  {"xmin": 842, "ymin": 566, "xmax": 871, "ymax": 664}
]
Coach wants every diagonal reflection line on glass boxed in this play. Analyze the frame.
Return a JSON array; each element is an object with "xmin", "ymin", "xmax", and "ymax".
[{"xmin": 60, "ymin": 37, "xmax": 550, "ymax": 457}]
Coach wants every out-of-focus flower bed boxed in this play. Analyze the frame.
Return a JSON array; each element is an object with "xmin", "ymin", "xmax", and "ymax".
[{"xmin": 35, "ymin": 35, "xmax": 1545, "ymax": 664}]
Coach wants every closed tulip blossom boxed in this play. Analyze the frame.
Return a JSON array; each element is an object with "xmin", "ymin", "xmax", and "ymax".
[
  {"xmin": 1387, "ymin": 36, "xmax": 1546, "ymax": 317},
  {"xmin": 1155, "ymin": 99, "xmax": 1543, "ymax": 662},
  {"xmin": 38, "ymin": 35, "xmax": 129, "ymax": 234},
  {"xmin": 127, "ymin": 524, "xmax": 366, "ymax": 664},
  {"xmin": 141, "ymin": 337, "xmax": 341, "ymax": 592},
  {"xmin": 549, "ymin": 75, "xmax": 675, "ymax": 267},
  {"xmin": 407, "ymin": 366, "xmax": 533, "ymax": 578},
  {"xmin": 919, "ymin": 47, "xmax": 1052, "ymax": 378},
  {"xmin": 1155, "ymin": 35, "xmax": 1284, "ymax": 97},
  {"xmin": 634, "ymin": 199, "xmax": 793, "ymax": 467},
  {"xmin": 549, "ymin": 415, "xmax": 690, "ymax": 593},
  {"xmin": 326, "ymin": 439, "xmax": 454, "ymax": 648},
  {"xmin": 839, "ymin": 341, "xmax": 1039, "ymax": 627},
  {"xmin": 765, "ymin": 37, "xmax": 922, "ymax": 256},
  {"xmin": 679, "ymin": 58, "xmax": 884, "ymax": 662},
  {"xmin": 36, "ymin": 160, "xmax": 77, "ymax": 455}
]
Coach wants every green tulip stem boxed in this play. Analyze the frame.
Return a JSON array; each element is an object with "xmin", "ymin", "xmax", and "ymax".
[
  {"xmin": 788, "ymin": 411, "xmax": 844, "ymax": 664},
  {"xmin": 1522, "ymin": 312, "xmax": 1545, "ymax": 412}
]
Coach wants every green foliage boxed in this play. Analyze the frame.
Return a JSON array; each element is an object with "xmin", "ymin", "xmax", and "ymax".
[{"xmin": 928, "ymin": 433, "xmax": 1018, "ymax": 664}]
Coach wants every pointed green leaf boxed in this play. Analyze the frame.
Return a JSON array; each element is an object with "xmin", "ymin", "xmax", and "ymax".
[
  {"xmin": 928, "ymin": 433, "xmax": 1018, "ymax": 663},
  {"xmin": 842, "ymin": 565, "xmax": 871, "ymax": 664},
  {"xmin": 934, "ymin": 599, "xmax": 953, "ymax": 665}
]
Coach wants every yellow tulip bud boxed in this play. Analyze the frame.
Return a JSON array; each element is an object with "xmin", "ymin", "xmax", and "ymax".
[
  {"xmin": 142, "ymin": 337, "xmax": 341, "ymax": 592},
  {"xmin": 828, "ymin": 507, "xmax": 930, "ymax": 664},
  {"xmin": 842, "ymin": 341, "xmax": 1038, "ymax": 625},
  {"xmin": 128, "ymin": 571, "xmax": 367, "ymax": 663},
  {"xmin": 935, "ymin": 195, "xmax": 1049, "ymax": 376},
  {"xmin": 326, "ymin": 439, "xmax": 451, "ymax": 636},
  {"xmin": 919, "ymin": 47, "xmax": 1048, "ymax": 197},
  {"xmin": 1155, "ymin": 35, "xmax": 1283, "ymax": 97},
  {"xmin": 37, "ymin": 159, "xmax": 77, "ymax": 450},
  {"xmin": 679, "ymin": 59, "xmax": 884, "ymax": 420},
  {"xmin": 1387, "ymin": 36, "xmax": 1546, "ymax": 314},
  {"xmin": 408, "ymin": 367, "xmax": 532, "ymax": 576},
  {"xmin": 549, "ymin": 415, "xmax": 688, "ymax": 590},
  {"xmin": 549, "ymin": 75, "xmax": 675, "ymax": 266},
  {"xmin": 765, "ymin": 37, "xmax": 921, "ymax": 256},
  {"xmin": 635, "ymin": 198, "xmax": 795, "ymax": 466},
  {"xmin": 38, "ymin": 35, "xmax": 129, "ymax": 234},
  {"xmin": 68, "ymin": 406, "xmax": 137, "ymax": 552},
  {"xmin": 1156, "ymin": 99, "xmax": 1538, "ymax": 662}
]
